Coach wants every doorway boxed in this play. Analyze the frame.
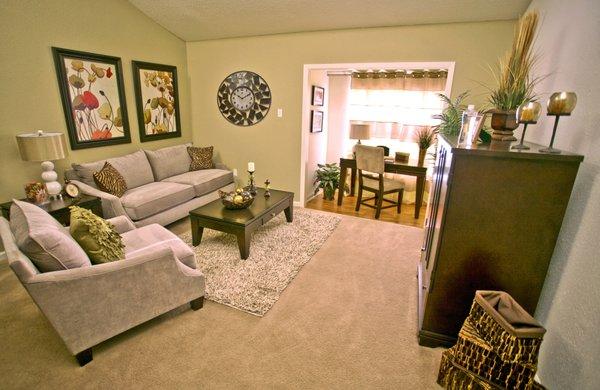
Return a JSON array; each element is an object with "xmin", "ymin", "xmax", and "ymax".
[{"xmin": 299, "ymin": 61, "xmax": 454, "ymax": 226}]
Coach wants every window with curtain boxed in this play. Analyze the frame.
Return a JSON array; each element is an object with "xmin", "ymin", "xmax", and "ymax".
[
  {"xmin": 345, "ymin": 70, "xmax": 448, "ymax": 204},
  {"xmin": 348, "ymin": 70, "xmax": 447, "ymax": 129}
]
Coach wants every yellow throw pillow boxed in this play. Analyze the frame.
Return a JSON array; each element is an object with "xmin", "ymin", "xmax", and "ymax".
[{"xmin": 69, "ymin": 206, "xmax": 124, "ymax": 264}]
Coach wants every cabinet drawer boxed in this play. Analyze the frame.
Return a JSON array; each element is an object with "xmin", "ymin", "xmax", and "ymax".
[{"xmin": 261, "ymin": 201, "xmax": 289, "ymax": 225}]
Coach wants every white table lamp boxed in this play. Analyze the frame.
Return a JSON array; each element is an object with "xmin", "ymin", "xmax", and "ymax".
[{"xmin": 16, "ymin": 131, "xmax": 67, "ymax": 199}]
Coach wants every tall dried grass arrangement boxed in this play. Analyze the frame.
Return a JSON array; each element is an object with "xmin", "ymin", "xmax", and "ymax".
[
  {"xmin": 488, "ymin": 10, "xmax": 541, "ymax": 111},
  {"xmin": 415, "ymin": 126, "xmax": 436, "ymax": 150}
]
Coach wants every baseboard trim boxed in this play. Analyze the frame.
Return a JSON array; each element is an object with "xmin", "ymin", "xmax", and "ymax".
[
  {"xmin": 293, "ymin": 200, "xmax": 304, "ymax": 208},
  {"xmin": 304, "ymin": 192, "xmax": 319, "ymax": 204},
  {"xmin": 418, "ymin": 329, "xmax": 456, "ymax": 348}
]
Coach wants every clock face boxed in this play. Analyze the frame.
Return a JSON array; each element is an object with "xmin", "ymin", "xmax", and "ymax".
[
  {"xmin": 65, "ymin": 182, "xmax": 80, "ymax": 198},
  {"xmin": 231, "ymin": 86, "xmax": 255, "ymax": 111},
  {"xmin": 217, "ymin": 71, "xmax": 271, "ymax": 126}
]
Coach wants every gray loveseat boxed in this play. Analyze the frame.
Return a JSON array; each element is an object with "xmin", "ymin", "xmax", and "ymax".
[{"xmin": 65, "ymin": 143, "xmax": 235, "ymax": 227}]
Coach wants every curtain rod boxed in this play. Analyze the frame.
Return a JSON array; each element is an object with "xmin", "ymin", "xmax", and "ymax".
[{"xmin": 353, "ymin": 69, "xmax": 448, "ymax": 79}]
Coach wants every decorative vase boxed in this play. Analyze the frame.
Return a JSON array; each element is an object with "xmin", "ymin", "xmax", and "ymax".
[
  {"xmin": 490, "ymin": 110, "xmax": 519, "ymax": 141},
  {"xmin": 418, "ymin": 148, "xmax": 427, "ymax": 167}
]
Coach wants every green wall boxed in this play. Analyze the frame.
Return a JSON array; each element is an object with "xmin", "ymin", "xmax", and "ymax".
[
  {"xmin": 186, "ymin": 20, "xmax": 516, "ymax": 198},
  {"xmin": 0, "ymin": 0, "xmax": 191, "ymax": 200}
]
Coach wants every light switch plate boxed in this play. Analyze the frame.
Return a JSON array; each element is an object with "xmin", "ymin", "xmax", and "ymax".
[{"xmin": 277, "ymin": 108, "xmax": 283, "ymax": 117}]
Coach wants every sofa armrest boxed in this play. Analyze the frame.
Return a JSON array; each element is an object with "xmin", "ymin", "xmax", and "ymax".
[
  {"xmin": 106, "ymin": 215, "xmax": 135, "ymax": 234},
  {"xmin": 70, "ymin": 180, "xmax": 127, "ymax": 219},
  {"xmin": 24, "ymin": 247, "xmax": 205, "ymax": 354}
]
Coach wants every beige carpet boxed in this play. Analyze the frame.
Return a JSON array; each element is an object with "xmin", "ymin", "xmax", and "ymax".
[
  {"xmin": 179, "ymin": 208, "xmax": 341, "ymax": 316},
  {"xmin": 0, "ymin": 211, "xmax": 443, "ymax": 388}
]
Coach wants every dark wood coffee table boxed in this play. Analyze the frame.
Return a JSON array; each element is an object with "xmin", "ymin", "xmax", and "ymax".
[{"xmin": 189, "ymin": 188, "xmax": 294, "ymax": 259}]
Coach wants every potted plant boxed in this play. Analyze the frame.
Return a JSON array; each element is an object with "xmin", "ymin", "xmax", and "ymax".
[
  {"xmin": 486, "ymin": 10, "xmax": 540, "ymax": 141},
  {"xmin": 432, "ymin": 91, "xmax": 469, "ymax": 136},
  {"xmin": 415, "ymin": 126, "xmax": 436, "ymax": 167},
  {"xmin": 314, "ymin": 163, "xmax": 343, "ymax": 201}
]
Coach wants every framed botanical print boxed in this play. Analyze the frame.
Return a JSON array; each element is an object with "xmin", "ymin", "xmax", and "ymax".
[
  {"xmin": 52, "ymin": 47, "xmax": 131, "ymax": 150},
  {"xmin": 310, "ymin": 110, "xmax": 323, "ymax": 133},
  {"xmin": 312, "ymin": 86, "xmax": 324, "ymax": 106},
  {"xmin": 132, "ymin": 61, "xmax": 181, "ymax": 142}
]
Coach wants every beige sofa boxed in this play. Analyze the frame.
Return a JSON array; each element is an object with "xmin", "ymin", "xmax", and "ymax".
[
  {"xmin": 0, "ymin": 205, "xmax": 205, "ymax": 366},
  {"xmin": 65, "ymin": 144, "xmax": 235, "ymax": 227}
]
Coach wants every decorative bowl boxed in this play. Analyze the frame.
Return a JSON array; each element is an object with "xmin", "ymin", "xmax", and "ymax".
[{"xmin": 219, "ymin": 188, "xmax": 254, "ymax": 210}]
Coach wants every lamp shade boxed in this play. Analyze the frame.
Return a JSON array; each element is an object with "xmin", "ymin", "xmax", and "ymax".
[
  {"xmin": 349, "ymin": 123, "xmax": 371, "ymax": 140},
  {"xmin": 16, "ymin": 131, "xmax": 67, "ymax": 162}
]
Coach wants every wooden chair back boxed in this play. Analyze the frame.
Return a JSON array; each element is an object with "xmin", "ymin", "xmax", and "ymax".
[{"xmin": 355, "ymin": 145, "xmax": 385, "ymax": 174}]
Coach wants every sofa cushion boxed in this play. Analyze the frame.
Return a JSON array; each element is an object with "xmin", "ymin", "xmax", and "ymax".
[
  {"xmin": 109, "ymin": 150, "xmax": 154, "ymax": 189},
  {"xmin": 162, "ymin": 169, "xmax": 234, "ymax": 197},
  {"xmin": 144, "ymin": 143, "xmax": 192, "ymax": 182},
  {"xmin": 120, "ymin": 182, "xmax": 195, "ymax": 221},
  {"xmin": 188, "ymin": 146, "xmax": 214, "ymax": 171},
  {"xmin": 9, "ymin": 200, "xmax": 91, "ymax": 272},
  {"xmin": 69, "ymin": 206, "xmax": 125, "ymax": 264},
  {"xmin": 93, "ymin": 162, "xmax": 128, "ymax": 197},
  {"xmin": 71, "ymin": 161, "xmax": 104, "ymax": 187},
  {"xmin": 121, "ymin": 224, "xmax": 196, "ymax": 269},
  {"xmin": 71, "ymin": 150, "xmax": 154, "ymax": 190}
]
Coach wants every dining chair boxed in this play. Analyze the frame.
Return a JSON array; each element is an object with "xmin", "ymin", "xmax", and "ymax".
[
  {"xmin": 354, "ymin": 145, "xmax": 405, "ymax": 219},
  {"xmin": 376, "ymin": 145, "xmax": 390, "ymax": 156}
]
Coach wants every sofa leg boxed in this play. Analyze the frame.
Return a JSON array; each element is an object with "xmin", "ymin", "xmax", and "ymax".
[
  {"xmin": 75, "ymin": 348, "xmax": 93, "ymax": 366},
  {"xmin": 190, "ymin": 296, "xmax": 204, "ymax": 311}
]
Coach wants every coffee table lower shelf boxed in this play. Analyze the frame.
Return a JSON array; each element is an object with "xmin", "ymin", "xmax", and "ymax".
[{"xmin": 189, "ymin": 188, "xmax": 293, "ymax": 259}]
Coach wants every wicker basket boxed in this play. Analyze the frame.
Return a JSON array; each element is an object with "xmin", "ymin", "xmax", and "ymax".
[
  {"xmin": 438, "ymin": 349, "xmax": 545, "ymax": 390},
  {"xmin": 438, "ymin": 350, "xmax": 500, "ymax": 390},
  {"xmin": 452, "ymin": 321, "xmax": 537, "ymax": 389},
  {"xmin": 468, "ymin": 291, "xmax": 545, "ymax": 365}
]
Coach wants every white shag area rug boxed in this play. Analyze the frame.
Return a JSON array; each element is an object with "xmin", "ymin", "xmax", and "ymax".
[{"xmin": 179, "ymin": 208, "xmax": 341, "ymax": 316}]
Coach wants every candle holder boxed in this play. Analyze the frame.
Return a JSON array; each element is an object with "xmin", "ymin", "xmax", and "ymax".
[
  {"xmin": 540, "ymin": 92, "xmax": 577, "ymax": 154},
  {"xmin": 264, "ymin": 179, "xmax": 271, "ymax": 198},
  {"xmin": 512, "ymin": 101, "xmax": 541, "ymax": 150},
  {"xmin": 247, "ymin": 170, "xmax": 257, "ymax": 196}
]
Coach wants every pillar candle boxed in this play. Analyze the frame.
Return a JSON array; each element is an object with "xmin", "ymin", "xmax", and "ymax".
[{"xmin": 248, "ymin": 162, "xmax": 255, "ymax": 172}]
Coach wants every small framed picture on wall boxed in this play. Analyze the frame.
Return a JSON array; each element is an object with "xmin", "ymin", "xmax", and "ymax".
[
  {"xmin": 311, "ymin": 86, "xmax": 324, "ymax": 106},
  {"xmin": 310, "ymin": 110, "xmax": 323, "ymax": 133}
]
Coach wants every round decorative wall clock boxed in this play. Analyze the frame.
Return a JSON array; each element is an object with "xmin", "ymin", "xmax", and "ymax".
[{"xmin": 217, "ymin": 71, "xmax": 271, "ymax": 126}]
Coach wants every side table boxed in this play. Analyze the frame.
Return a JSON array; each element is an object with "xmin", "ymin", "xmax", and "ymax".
[{"xmin": 1, "ymin": 195, "xmax": 103, "ymax": 226}]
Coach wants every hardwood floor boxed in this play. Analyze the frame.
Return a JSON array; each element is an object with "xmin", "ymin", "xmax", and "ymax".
[{"xmin": 306, "ymin": 190, "xmax": 426, "ymax": 228}]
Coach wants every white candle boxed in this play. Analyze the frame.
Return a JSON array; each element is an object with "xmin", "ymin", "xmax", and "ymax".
[{"xmin": 248, "ymin": 162, "xmax": 255, "ymax": 172}]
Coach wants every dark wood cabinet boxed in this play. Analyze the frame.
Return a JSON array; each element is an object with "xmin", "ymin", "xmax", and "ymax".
[{"xmin": 418, "ymin": 134, "xmax": 584, "ymax": 348}]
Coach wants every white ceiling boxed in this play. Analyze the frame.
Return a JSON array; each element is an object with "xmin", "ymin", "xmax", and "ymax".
[{"xmin": 128, "ymin": 0, "xmax": 531, "ymax": 41}]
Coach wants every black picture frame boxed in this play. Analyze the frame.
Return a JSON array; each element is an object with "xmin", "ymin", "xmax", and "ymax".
[
  {"xmin": 132, "ymin": 61, "xmax": 182, "ymax": 142},
  {"xmin": 52, "ymin": 47, "xmax": 131, "ymax": 150},
  {"xmin": 310, "ymin": 110, "xmax": 323, "ymax": 133},
  {"xmin": 311, "ymin": 85, "xmax": 324, "ymax": 106}
]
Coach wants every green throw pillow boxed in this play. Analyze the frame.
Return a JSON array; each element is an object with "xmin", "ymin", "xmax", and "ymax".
[{"xmin": 69, "ymin": 206, "xmax": 124, "ymax": 264}]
